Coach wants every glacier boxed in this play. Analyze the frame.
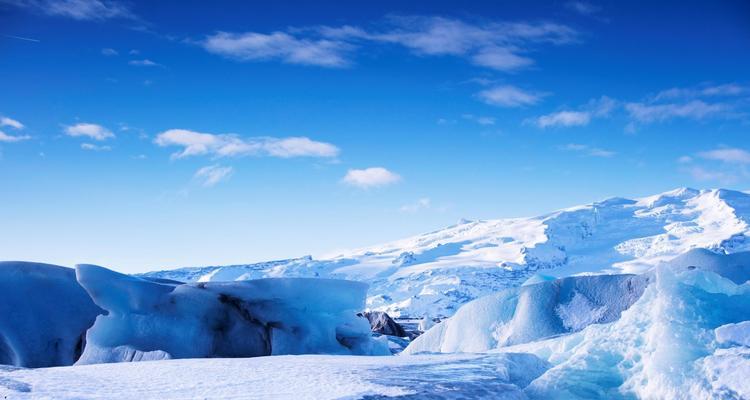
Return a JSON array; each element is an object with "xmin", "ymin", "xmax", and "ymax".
[
  {"xmin": 143, "ymin": 188, "xmax": 750, "ymax": 319},
  {"xmin": 75, "ymin": 264, "xmax": 388, "ymax": 364},
  {"xmin": 0, "ymin": 262, "xmax": 102, "ymax": 368}
]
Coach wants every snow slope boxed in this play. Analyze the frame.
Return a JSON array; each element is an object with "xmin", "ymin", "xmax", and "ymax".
[{"xmin": 144, "ymin": 188, "xmax": 750, "ymax": 319}]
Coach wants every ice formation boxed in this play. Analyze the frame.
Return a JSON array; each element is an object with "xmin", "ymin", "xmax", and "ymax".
[
  {"xmin": 0, "ymin": 262, "xmax": 102, "ymax": 367},
  {"xmin": 403, "ymin": 273, "xmax": 648, "ymax": 354},
  {"xmin": 144, "ymin": 188, "xmax": 750, "ymax": 319},
  {"xmin": 402, "ymin": 249, "xmax": 750, "ymax": 398},
  {"xmin": 75, "ymin": 264, "xmax": 388, "ymax": 364}
]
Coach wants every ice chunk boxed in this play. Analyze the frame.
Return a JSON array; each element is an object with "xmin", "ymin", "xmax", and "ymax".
[
  {"xmin": 715, "ymin": 321, "xmax": 750, "ymax": 347},
  {"xmin": 404, "ymin": 274, "xmax": 648, "ymax": 354},
  {"xmin": 75, "ymin": 264, "xmax": 388, "ymax": 364},
  {"xmin": 0, "ymin": 262, "xmax": 102, "ymax": 367},
  {"xmin": 512, "ymin": 263, "xmax": 750, "ymax": 399}
]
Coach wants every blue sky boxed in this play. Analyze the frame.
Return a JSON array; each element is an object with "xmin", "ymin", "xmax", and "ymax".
[{"xmin": 1, "ymin": 0, "xmax": 749, "ymax": 272}]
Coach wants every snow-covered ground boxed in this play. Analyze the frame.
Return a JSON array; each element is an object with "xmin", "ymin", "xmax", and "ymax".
[
  {"xmin": 144, "ymin": 188, "xmax": 750, "ymax": 318},
  {"xmin": 0, "ymin": 353, "xmax": 549, "ymax": 399}
]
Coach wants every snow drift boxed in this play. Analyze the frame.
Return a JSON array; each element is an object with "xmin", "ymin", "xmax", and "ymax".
[
  {"xmin": 75, "ymin": 264, "xmax": 388, "ymax": 364},
  {"xmin": 0, "ymin": 262, "xmax": 102, "ymax": 368},
  {"xmin": 403, "ymin": 273, "xmax": 649, "ymax": 354}
]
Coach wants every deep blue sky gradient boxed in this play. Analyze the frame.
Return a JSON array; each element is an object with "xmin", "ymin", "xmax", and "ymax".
[{"xmin": 1, "ymin": 0, "xmax": 749, "ymax": 271}]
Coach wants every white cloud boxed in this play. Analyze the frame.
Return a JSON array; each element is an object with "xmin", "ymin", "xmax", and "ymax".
[
  {"xmin": 10, "ymin": 0, "xmax": 136, "ymax": 21},
  {"xmin": 81, "ymin": 143, "xmax": 111, "ymax": 151},
  {"xmin": 201, "ymin": 31, "xmax": 351, "ymax": 67},
  {"xmin": 677, "ymin": 155, "xmax": 693, "ymax": 163},
  {"xmin": 154, "ymin": 129, "xmax": 340, "ymax": 160},
  {"xmin": 0, "ymin": 130, "xmax": 31, "ymax": 142},
  {"xmin": 101, "ymin": 47, "xmax": 118, "ymax": 56},
  {"xmin": 400, "ymin": 198, "xmax": 431, "ymax": 213},
  {"xmin": 200, "ymin": 16, "xmax": 577, "ymax": 71},
  {"xmin": 342, "ymin": 167, "xmax": 401, "ymax": 188},
  {"xmin": 1, "ymin": 116, "xmax": 25, "ymax": 129},
  {"xmin": 194, "ymin": 165, "xmax": 234, "ymax": 187},
  {"xmin": 562, "ymin": 143, "xmax": 615, "ymax": 157},
  {"xmin": 698, "ymin": 148, "xmax": 750, "ymax": 164},
  {"xmin": 64, "ymin": 123, "xmax": 114, "ymax": 140},
  {"xmin": 461, "ymin": 114, "xmax": 495, "ymax": 125},
  {"xmin": 128, "ymin": 59, "xmax": 162, "ymax": 67},
  {"xmin": 625, "ymin": 100, "xmax": 727, "ymax": 123},
  {"xmin": 477, "ymin": 85, "xmax": 542, "ymax": 107}
]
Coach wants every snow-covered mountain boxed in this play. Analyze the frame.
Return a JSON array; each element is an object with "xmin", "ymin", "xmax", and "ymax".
[{"xmin": 143, "ymin": 188, "xmax": 750, "ymax": 318}]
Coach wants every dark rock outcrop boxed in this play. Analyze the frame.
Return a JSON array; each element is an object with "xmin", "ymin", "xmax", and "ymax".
[{"xmin": 361, "ymin": 311, "xmax": 407, "ymax": 337}]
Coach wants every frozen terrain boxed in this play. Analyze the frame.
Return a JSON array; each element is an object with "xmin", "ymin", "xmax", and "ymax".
[
  {"xmin": 145, "ymin": 188, "xmax": 750, "ymax": 318},
  {"xmin": 402, "ymin": 249, "xmax": 750, "ymax": 399},
  {"xmin": 0, "ymin": 353, "xmax": 549, "ymax": 399},
  {"xmin": 2, "ymin": 251, "xmax": 748, "ymax": 399}
]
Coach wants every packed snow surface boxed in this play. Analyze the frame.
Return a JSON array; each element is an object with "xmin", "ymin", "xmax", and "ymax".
[
  {"xmin": 76, "ymin": 264, "xmax": 388, "ymax": 365},
  {"xmin": 0, "ymin": 262, "xmax": 102, "ymax": 368},
  {"xmin": 144, "ymin": 188, "xmax": 750, "ymax": 318}
]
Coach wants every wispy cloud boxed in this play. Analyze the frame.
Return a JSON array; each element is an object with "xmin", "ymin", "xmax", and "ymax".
[
  {"xmin": 400, "ymin": 197, "xmax": 432, "ymax": 213},
  {"xmin": 684, "ymin": 166, "xmax": 738, "ymax": 184},
  {"xmin": 101, "ymin": 47, "xmax": 118, "ymax": 56},
  {"xmin": 461, "ymin": 114, "xmax": 495, "ymax": 125},
  {"xmin": 698, "ymin": 148, "xmax": 750, "ymax": 164},
  {"xmin": 342, "ymin": 167, "xmax": 401, "ymax": 188},
  {"xmin": 625, "ymin": 100, "xmax": 727, "ymax": 123},
  {"xmin": 128, "ymin": 59, "xmax": 163, "ymax": 67},
  {"xmin": 201, "ymin": 31, "xmax": 351, "ymax": 68},
  {"xmin": 477, "ymin": 85, "xmax": 543, "ymax": 107},
  {"xmin": 64, "ymin": 123, "xmax": 114, "ymax": 140},
  {"xmin": 0, "ymin": 130, "xmax": 31, "ymax": 142},
  {"xmin": 0, "ymin": 115, "xmax": 30, "ymax": 141},
  {"xmin": 531, "ymin": 96, "xmax": 615, "ymax": 128},
  {"xmin": 154, "ymin": 129, "xmax": 340, "ymax": 160},
  {"xmin": 538, "ymin": 111, "xmax": 590, "ymax": 128},
  {"xmin": 3, "ymin": 34, "xmax": 40, "ymax": 42},
  {"xmin": 81, "ymin": 143, "xmax": 111, "ymax": 151},
  {"xmin": 8, "ymin": 0, "xmax": 137, "ymax": 21},
  {"xmin": 561, "ymin": 143, "xmax": 615, "ymax": 157},
  {"xmin": 1, "ymin": 116, "xmax": 25, "ymax": 130},
  {"xmin": 679, "ymin": 146, "xmax": 750, "ymax": 183},
  {"xmin": 566, "ymin": 1, "xmax": 601, "ymax": 15},
  {"xmin": 625, "ymin": 83, "xmax": 747, "ymax": 128},
  {"xmin": 199, "ymin": 16, "xmax": 577, "ymax": 71},
  {"xmin": 651, "ymin": 83, "xmax": 747, "ymax": 101},
  {"xmin": 194, "ymin": 165, "xmax": 233, "ymax": 187}
]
